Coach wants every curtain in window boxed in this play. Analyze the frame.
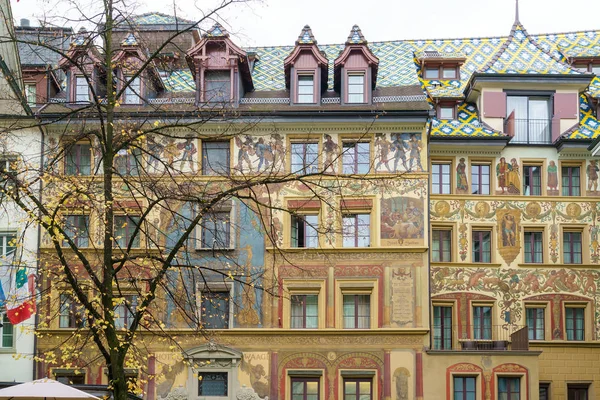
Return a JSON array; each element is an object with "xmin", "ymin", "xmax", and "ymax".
[
  {"xmin": 528, "ymin": 99, "xmax": 550, "ymax": 143},
  {"xmin": 507, "ymin": 96, "xmax": 528, "ymax": 143},
  {"xmin": 433, "ymin": 306, "xmax": 452, "ymax": 349},
  {"xmin": 473, "ymin": 306, "xmax": 492, "ymax": 339}
]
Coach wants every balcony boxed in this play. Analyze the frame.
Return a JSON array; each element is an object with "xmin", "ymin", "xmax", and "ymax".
[
  {"xmin": 432, "ymin": 325, "xmax": 529, "ymax": 351},
  {"xmin": 504, "ymin": 118, "xmax": 552, "ymax": 144}
]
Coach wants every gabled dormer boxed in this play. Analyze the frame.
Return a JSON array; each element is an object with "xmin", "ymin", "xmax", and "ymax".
[
  {"xmin": 186, "ymin": 23, "xmax": 254, "ymax": 106},
  {"xmin": 333, "ymin": 25, "xmax": 378, "ymax": 105},
  {"xmin": 284, "ymin": 25, "xmax": 328, "ymax": 105},
  {"xmin": 58, "ymin": 28, "xmax": 105, "ymax": 103},
  {"xmin": 112, "ymin": 33, "xmax": 164, "ymax": 105},
  {"xmin": 417, "ymin": 50, "xmax": 466, "ymax": 81}
]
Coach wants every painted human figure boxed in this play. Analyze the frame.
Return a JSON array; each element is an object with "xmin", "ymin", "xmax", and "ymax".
[
  {"xmin": 147, "ymin": 136, "xmax": 164, "ymax": 172},
  {"xmin": 178, "ymin": 137, "xmax": 197, "ymax": 172},
  {"xmin": 588, "ymin": 160, "xmax": 599, "ymax": 192},
  {"xmin": 163, "ymin": 138, "xmax": 179, "ymax": 166},
  {"xmin": 270, "ymin": 133, "xmax": 285, "ymax": 168},
  {"xmin": 375, "ymin": 133, "xmax": 393, "ymax": 172},
  {"xmin": 507, "ymin": 158, "xmax": 521, "ymax": 194},
  {"xmin": 408, "ymin": 134, "xmax": 423, "ymax": 171},
  {"xmin": 456, "ymin": 157, "xmax": 468, "ymax": 192},
  {"xmin": 547, "ymin": 160, "xmax": 558, "ymax": 193},
  {"xmin": 496, "ymin": 157, "xmax": 511, "ymax": 193},
  {"xmin": 323, "ymin": 134, "xmax": 338, "ymax": 172},
  {"xmin": 254, "ymin": 138, "xmax": 272, "ymax": 171},
  {"xmin": 502, "ymin": 214, "xmax": 516, "ymax": 247},
  {"xmin": 236, "ymin": 135, "xmax": 255, "ymax": 171},
  {"xmin": 391, "ymin": 134, "xmax": 408, "ymax": 172}
]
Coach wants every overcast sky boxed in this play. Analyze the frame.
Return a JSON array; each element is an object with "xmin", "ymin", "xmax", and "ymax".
[{"xmin": 10, "ymin": 0, "xmax": 600, "ymax": 47}]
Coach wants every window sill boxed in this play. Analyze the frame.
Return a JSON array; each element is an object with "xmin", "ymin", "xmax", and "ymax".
[
  {"xmin": 0, "ymin": 347, "xmax": 16, "ymax": 354},
  {"xmin": 196, "ymin": 247, "xmax": 235, "ymax": 252},
  {"xmin": 268, "ymin": 246, "xmax": 428, "ymax": 253},
  {"xmin": 431, "ymin": 262, "xmax": 502, "ymax": 268},
  {"xmin": 516, "ymin": 263, "xmax": 594, "ymax": 268}
]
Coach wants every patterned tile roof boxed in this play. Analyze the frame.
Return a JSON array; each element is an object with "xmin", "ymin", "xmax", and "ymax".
[
  {"xmin": 430, "ymin": 103, "xmax": 504, "ymax": 137},
  {"xmin": 563, "ymin": 94, "xmax": 600, "ymax": 140},
  {"xmin": 131, "ymin": 12, "xmax": 194, "ymax": 26}
]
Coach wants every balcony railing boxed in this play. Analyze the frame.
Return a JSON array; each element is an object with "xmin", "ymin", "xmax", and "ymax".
[
  {"xmin": 504, "ymin": 118, "xmax": 552, "ymax": 144},
  {"xmin": 432, "ymin": 324, "xmax": 529, "ymax": 351}
]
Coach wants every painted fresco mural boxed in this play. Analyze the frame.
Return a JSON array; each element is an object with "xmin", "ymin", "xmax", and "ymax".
[
  {"xmin": 381, "ymin": 196, "xmax": 425, "ymax": 246},
  {"xmin": 374, "ymin": 133, "xmax": 424, "ymax": 173},
  {"xmin": 233, "ymin": 133, "xmax": 286, "ymax": 174}
]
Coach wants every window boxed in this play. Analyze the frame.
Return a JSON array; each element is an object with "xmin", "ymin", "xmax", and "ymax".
[
  {"xmin": 75, "ymin": 76, "xmax": 89, "ymax": 102},
  {"xmin": 297, "ymin": 75, "xmax": 315, "ymax": 104},
  {"xmin": 568, "ymin": 384, "xmax": 589, "ymax": 400},
  {"xmin": 0, "ymin": 156, "xmax": 18, "ymax": 180},
  {"xmin": 433, "ymin": 305, "xmax": 452, "ymax": 350},
  {"xmin": 291, "ymin": 378, "xmax": 319, "ymax": 400},
  {"xmin": 506, "ymin": 95, "xmax": 551, "ymax": 144},
  {"xmin": 498, "ymin": 377, "xmax": 520, "ymax": 400},
  {"xmin": 342, "ymin": 214, "xmax": 370, "ymax": 247},
  {"xmin": 205, "ymin": 70, "xmax": 231, "ymax": 103},
  {"xmin": 471, "ymin": 164, "xmax": 490, "ymax": 195},
  {"xmin": 432, "ymin": 162, "xmax": 451, "ymax": 194},
  {"xmin": 562, "ymin": 166, "xmax": 581, "ymax": 196},
  {"xmin": 202, "ymin": 141, "xmax": 230, "ymax": 176},
  {"xmin": 431, "ymin": 229, "xmax": 451, "ymax": 262},
  {"xmin": 113, "ymin": 215, "xmax": 141, "ymax": 248},
  {"xmin": 54, "ymin": 370, "xmax": 86, "ymax": 385},
  {"xmin": 65, "ymin": 144, "xmax": 92, "ymax": 175},
  {"xmin": 347, "ymin": 74, "xmax": 365, "ymax": 103},
  {"xmin": 291, "ymin": 294, "xmax": 318, "ymax": 329},
  {"xmin": 442, "ymin": 67, "xmax": 458, "ymax": 79},
  {"xmin": 539, "ymin": 383, "xmax": 550, "ymax": 400},
  {"xmin": 291, "ymin": 143, "xmax": 318, "ymax": 174},
  {"xmin": 342, "ymin": 142, "xmax": 370, "ymax": 174},
  {"xmin": 593, "ymin": 64, "xmax": 600, "ymax": 75},
  {"xmin": 63, "ymin": 215, "xmax": 89, "ymax": 247},
  {"xmin": 424, "ymin": 67, "xmax": 440, "ymax": 79},
  {"xmin": 114, "ymin": 295, "xmax": 137, "ymax": 329},
  {"xmin": 1, "ymin": 313, "xmax": 13, "ymax": 348},
  {"xmin": 200, "ymin": 291, "xmax": 230, "ymax": 329},
  {"xmin": 124, "ymin": 76, "xmax": 141, "ymax": 104},
  {"xmin": 523, "ymin": 165, "xmax": 542, "ymax": 196},
  {"xmin": 523, "ymin": 231, "xmax": 543, "ymax": 263},
  {"xmin": 343, "ymin": 294, "xmax": 370, "ymax": 329},
  {"xmin": 526, "ymin": 307, "xmax": 544, "ymax": 340},
  {"xmin": 291, "ymin": 215, "xmax": 318, "ymax": 248},
  {"xmin": 25, "ymin": 84, "xmax": 36, "ymax": 106},
  {"xmin": 473, "ymin": 306, "xmax": 492, "ymax": 340},
  {"xmin": 565, "ymin": 307, "xmax": 585, "ymax": 341},
  {"xmin": 343, "ymin": 379, "xmax": 372, "ymax": 400},
  {"xmin": 0, "ymin": 232, "xmax": 17, "ymax": 259},
  {"xmin": 198, "ymin": 372, "xmax": 228, "ymax": 396},
  {"xmin": 453, "ymin": 376, "xmax": 476, "ymax": 400},
  {"xmin": 200, "ymin": 211, "xmax": 231, "ymax": 249},
  {"xmin": 439, "ymin": 106, "xmax": 455, "ymax": 120},
  {"xmin": 563, "ymin": 231, "xmax": 582, "ymax": 264},
  {"xmin": 115, "ymin": 147, "xmax": 141, "ymax": 176},
  {"xmin": 59, "ymin": 294, "xmax": 85, "ymax": 328},
  {"xmin": 472, "ymin": 230, "xmax": 491, "ymax": 263}
]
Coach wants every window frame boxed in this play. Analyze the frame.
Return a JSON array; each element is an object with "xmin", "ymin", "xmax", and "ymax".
[
  {"xmin": 539, "ymin": 382, "xmax": 550, "ymax": 400},
  {"xmin": 113, "ymin": 294, "xmax": 137, "ymax": 330},
  {"xmin": 25, "ymin": 83, "xmax": 37, "ymax": 106},
  {"xmin": 201, "ymin": 140, "xmax": 231, "ymax": 176},
  {"xmin": 0, "ymin": 313, "xmax": 14, "ymax": 349},
  {"xmin": 62, "ymin": 214, "xmax": 90, "ymax": 248},
  {"xmin": 342, "ymin": 293, "xmax": 371, "ymax": 329},
  {"xmin": 198, "ymin": 283, "xmax": 233, "ymax": 330},
  {"xmin": 567, "ymin": 383, "xmax": 589, "ymax": 400},
  {"xmin": 342, "ymin": 377, "xmax": 373, "ymax": 400},
  {"xmin": 59, "ymin": 293, "xmax": 86, "ymax": 329},
  {"xmin": 342, "ymin": 213, "xmax": 371, "ymax": 248},
  {"xmin": 204, "ymin": 70, "xmax": 232, "ymax": 103},
  {"xmin": 564, "ymin": 305, "xmax": 586, "ymax": 341},
  {"xmin": 471, "ymin": 229, "xmax": 492, "ymax": 263},
  {"xmin": 290, "ymin": 142, "xmax": 319, "ymax": 175},
  {"xmin": 562, "ymin": 229, "xmax": 583, "ymax": 265},
  {"xmin": 523, "ymin": 229, "xmax": 544, "ymax": 264},
  {"xmin": 423, "ymin": 64, "xmax": 460, "ymax": 80},
  {"xmin": 297, "ymin": 73, "xmax": 315, "ymax": 104},
  {"xmin": 53, "ymin": 369, "xmax": 86, "ymax": 385},
  {"xmin": 291, "ymin": 377, "xmax": 320, "ymax": 400},
  {"xmin": 346, "ymin": 72, "xmax": 366, "ymax": 104},
  {"xmin": 432, "ymin": 304, "xmax": 453, "ymax": 350},
  {"xmin": 0, "ymin": 231, "xmax": 17, "ymax": 259},
  {"xmin": 431, "ymin": 161, "xmax": 452, "ymax": 195},
  {"xmin": 113, "ymin": 214, "xmax": 141, "ymax": 249},
  {"xmin": 560, "ymin": 163, "xmax": 582, "ymax": 197},
  {"xmin": 505, "ymin": 93, "xmax": 552, "ymax": 144},
  {"xmin": 74, "ymin": 76, "xmax": 90, "ymax": 103},
  {"xmin": 198, "ymin": 209, "xmax": 233, "ymax": 250},
  {"xmin": 472, "ymin": 304, "xmax": 493, "ymax": 340},
  {"xmin": 470, "ymin": 162, "xmax": 491, "ymax": 195},
  {"xmin": 525, "ymin": 305, "xmax": 545, "ymax": 341},
  {"xmin": 115, "ymin": 147, "xmax": 141, "ymax": 176},
  {"xmin": 336, "ymin": 280, "xmax": 377, "ymax": 330},
  {"xmin": 437, "ymin": 104, "xmax": 456, "ymax": 120},
  {"xmin": 342, "ymin": 141, "xmax": 370, "ymax": 174},
  {"xmin": 283, "ymin": 280, "xmax": 325, "ymax": 330},
  {"xmin": 198, "ymin": 371, "xmax": 229, "ymax": 397},
  {"xmin": 290, "ymin": 294, "xmax": 319, "ymax": 329},
  {"xmin": 123, "ymin": 75, "xmax": 142, "ymax": 105},
  {"xmin": 431, "ymin": 228, "xmax": 452, "ymax": 263},
  {"xmin": 453, "ymin": 375, "xmax": 477, "ymax": 400},
  {"xmin": 291, "ymin": 214, "xmax": 319, "ymax": 248},
  {"xmin": 522, "ymin": 164, "xmax": 543, "ymax": 196},
  {"xmin": 65, "ymin": 143, "xmax": 92, "ymax": 176},
  {"xmin": 497, "ymin": 376, "xmax": 521, "ymax": 400}
]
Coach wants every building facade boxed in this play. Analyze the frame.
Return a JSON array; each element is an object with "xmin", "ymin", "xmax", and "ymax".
[{"xmin": 0, "ymin": 6, "xmax": 599, "ymax": 400}]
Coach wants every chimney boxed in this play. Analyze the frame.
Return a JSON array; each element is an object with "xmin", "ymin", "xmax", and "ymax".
[{"xmin": 20, "ymin": 18, "xmax": 30, "ymax": 27}]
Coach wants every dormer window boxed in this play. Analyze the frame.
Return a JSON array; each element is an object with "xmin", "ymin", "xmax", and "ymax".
[
  {"xmin": 417, "ymin": 51, "xmax": 465, "ymax": 81},
  {"xmin": 205, "ymin": 70, "xmax": 231, "ymax": 103},
  {"xmin": 75, "ymin": 76, "xmax": 89, "ymax": 102},
  {"xmin": 438, "ymin": 104, "xmax": 456, "ymax": 120},
  {"xmin": 297, "ymin": 74, "xmax": 315, "ymax": 103},
  {"xmin": 334, "ymin": 26, "xmax": 378, "ymax": 106},
  {"xmin": 424, "ymin": 65, "xmax": 459, "ymax": 80},
  {"xmin": 123, "ymin": 76, "xmax": 141, "ymax": 104},
  {"xmin": 442, "ymin": 67, "xmax": 458, "ymax": 79},
  {"xmin": 347, "ymin": 74, "xmax": 365, "ymax": 104},
  {"xmin": 424, "ymin": 67, "xmax": 440, "ymax": 79}
]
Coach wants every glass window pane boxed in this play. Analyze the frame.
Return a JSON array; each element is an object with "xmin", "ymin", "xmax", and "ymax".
[{"xmin": 202, "ymin": 141, "xmax": 230, "ymax": 176}]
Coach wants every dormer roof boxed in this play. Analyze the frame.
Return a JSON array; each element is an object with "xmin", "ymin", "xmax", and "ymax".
[
  {"xmin": 283, "ymin": 25, "xmax": 328, "ymax": 90},
  {"xmin": 333, "ymin": 25, "xmax": 379, "ymax": 91},
  {"xmin": 58, "ymin": 28, "xmax": 103, "ymax": 70},
  {"xmin": 112, "ymin": 33, "xmax": 165, "ymax": 92},
  {"xmin": 186, "ymin": 23, "xmax": 254, "ymax": 92},
  {"xmin": 478, "ymin": 22, "xmax": 582, "ymax": 75}
]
